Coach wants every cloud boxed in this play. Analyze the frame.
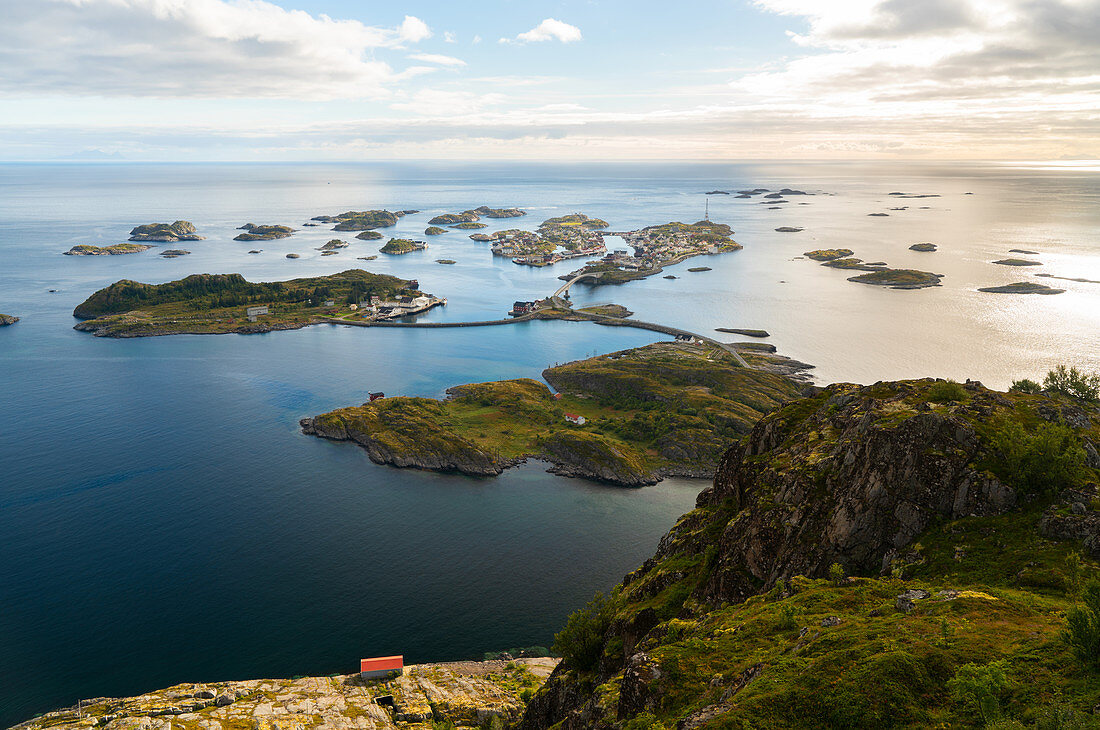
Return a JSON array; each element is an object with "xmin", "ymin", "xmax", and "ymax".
[
  {"xmin": 444, "ymin": 31, "xmax": 457, "ymax": 43},
  {"xmin": 407, "ymin": 53, "xmax": 466, "ymax": 67},
  {"xmin": 501, "ymin": 18, "xmax": 582, "ymax": 44},
  {"xmin": 0, "ymin": 0, "xmax": 433, "ymax": 99}
]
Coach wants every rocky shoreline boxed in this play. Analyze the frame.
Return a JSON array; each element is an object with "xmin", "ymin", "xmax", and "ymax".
[
  {"xmin": 13, "ymin": 658, "xmax": 559, "ymax": 730},
  {"xmin": 0, "ymin": 313, "xmax": 19, "ymax": 326}
]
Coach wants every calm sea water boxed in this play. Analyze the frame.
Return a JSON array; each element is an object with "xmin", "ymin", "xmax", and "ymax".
[{"xmin": 1, "ymin": 161, "xmax": 1098, "ymax": 725}]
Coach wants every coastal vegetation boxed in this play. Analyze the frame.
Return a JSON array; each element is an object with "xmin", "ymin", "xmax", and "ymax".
[
  {"xmin": 523, "ymin": 377, "xmax": 1100, "ymax": 729},
  {"xmin": 233, "ymin": 224, "xmax": 293, "ymax": 241},
  {"xmin": 128, "ymin": 221, "xmax": 203, "ymax": 242},
  {"xmin": 64, "ymin": 243, "xmax": 153, "ymax": 255},
  {"xmin": 71, "ymin": 269, "xmax": 426, "ymax": 337},
  {"xmin": 379, "ymin": 238, "xmax": 426, "ymax": 255},
  {"xmin": 301, "ymin": 341, "xmax": 802, "ymax": 486}
]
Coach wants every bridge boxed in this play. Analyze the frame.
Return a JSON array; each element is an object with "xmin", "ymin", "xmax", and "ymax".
[{"xmin": 551, "ymin": 270, "xmax": 604, "ymax": 300}]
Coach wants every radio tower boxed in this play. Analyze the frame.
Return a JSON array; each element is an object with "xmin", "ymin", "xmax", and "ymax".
[{"xmin": 704, "ymin": 196, "xmax": 710, "ymax": 221}]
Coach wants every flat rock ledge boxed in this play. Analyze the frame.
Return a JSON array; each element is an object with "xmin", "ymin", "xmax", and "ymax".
[{"xmin": 13, "ymin": 659, "xmax": 560, "ymax": 730}]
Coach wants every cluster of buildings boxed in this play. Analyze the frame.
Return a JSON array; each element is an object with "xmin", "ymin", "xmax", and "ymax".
[
  {"xmin": 350, "ymin": 294, "xmax": 445, "ymax": 320},
  {"xmin": 618, "ymin": 227, "xmax": 730, "ymax": 267},
  {"xmin": 487, "ymin": 228, "xmax": 606, "ymax": 267}
]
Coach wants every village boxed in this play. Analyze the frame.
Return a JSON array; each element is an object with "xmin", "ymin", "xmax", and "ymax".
[{"xmin": 485, "ymin": 225, "xmax": 607, "ymax": 267}]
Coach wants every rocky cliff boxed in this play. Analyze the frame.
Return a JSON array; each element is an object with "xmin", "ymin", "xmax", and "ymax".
[{"xmin": 521, "ymin": 378, "xmax": 1100, "ymax": 728}]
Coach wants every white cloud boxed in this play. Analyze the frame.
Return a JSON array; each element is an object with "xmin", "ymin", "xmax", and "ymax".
[
  {"xmin": 0, "ymin": 0, "xmax": 433, "ymax": 99},
  {"xmin": 501, "ymin": 18, "xmax": 582, "ymax": 45},
  {"xmin": 472, "ymin": 35, "xmax": 483, "ymax": 44},
  {"xmin": 444, "ymin": 31, "xmax": 457, "ymax": 44},
  {"xmin": 407, "ymin": 53, "xmax": 466, "ymax": 67}
]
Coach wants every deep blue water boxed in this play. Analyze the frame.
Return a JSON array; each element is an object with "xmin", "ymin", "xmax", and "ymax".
[{"xmin": 1, "ymin": 161, "xmax": 1098, "ymax": 725}]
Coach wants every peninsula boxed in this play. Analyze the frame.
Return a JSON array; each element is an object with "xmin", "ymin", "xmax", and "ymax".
[
  {"xmin": 128, "ymin": 221, "xmax": 203, "ymax": 242},
  {"xmin": 64, "ymin": 243, "xmax": 153, "ymax": 256},
  {"xmin": 71, "ymin": 269, "xmax": 435, "ymax": 337},
  {"xmin": 300, "ymin": 340, "xmax": 803, "ymax": 486}
]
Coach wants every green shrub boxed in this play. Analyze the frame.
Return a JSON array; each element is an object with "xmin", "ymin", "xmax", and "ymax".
[
  {"xmin": 553, "ymin": 591, "xmax": 615, "ymax": 671},
  {"xmin": 984, "ymin": 417, "xmax": 1088, "ymax": 497},
  {"xmin": 1010, "ymin": 378, "xmax": 1043, "ymax": 394},
  {"xmin": 928, "ymin": 380, "xmax": 969, "ymax": 403},
  {"xmin": 947, "ymin": 660, "xmax": 1010, "ymax": 723},
  {"xmin": 1065, "ymin": 581, "xmax": 1100, "ymax": 667},
  {"xmin": 829, "ymin": 562, "xmax": 846, "ymax": 586},
  {"xmin": 777, "ymin": 603, "xmax": 799, "ymax": 631},
  {"xmin": 1044, "ymin": 365, "xmax": 1100, "ymax": 403}
]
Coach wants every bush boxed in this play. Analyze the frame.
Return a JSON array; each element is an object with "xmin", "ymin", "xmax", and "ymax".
[
  {"xmin": 1065, "ymin": 581, "xmax": 1100, "ymax": 667},
  {"xmin": 777, "ymin": 603, "xmax": 799, "ymax": 631},
  {"xmin": 984, "ymin": 417, "xmax": 1088, "ymax": 497},
  {"xmin": 1010, "ymin": 378, "xmax": 1043, "ymax": 394},
  {"xmin": 829, "ymin": 562, "xmax": 846, "ymax": 586},
  {"xmin": 947, "ymin": 660, "xmax": 1010, "ymax": 723},
  {"xmin": 927, "ymin": 380, "xmax": 969, "ymax": 403},
  {"xmin": 1044, "ymin": 365, "xmax": 1100, "ymax": 403},
  {"xmin": 553, "ymin": 591, "xmax": 615, "ymax": 671}
]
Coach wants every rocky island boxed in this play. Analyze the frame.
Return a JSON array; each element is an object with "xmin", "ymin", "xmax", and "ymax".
[
  {"xmin": 356, "ymin": 230, "xmax": 384, "ymax": 240},
  {"xmin": 128, "ymin": 221, "xmax": 204, "ymax": 242},
  {"xmin": 994, "ymin": 258, "xmax": 1042, "ymax": 266},
  {"xmin": 71, "ymin": 269, "xmax": 433, "ymax": 337},
  {"xmin": 429, "ymin": 211, "xmax": 479, "ymax": 225},
  {"xmin": 300, "ymin": 341, "xmax": 803, "ymax": 486},
  {"xmin": 909, "ymin": 242, "xmax": 938, "ymax": 252},
  {"xmin": 313, "ymin": 210, "xmax": 401, "ymax": 231},
  {"xmin": 847, "ymin": 268, "xmax": 944, "ymax": 289},
  {"xmin": 979, "ymin": 281, "xmax": 1065, "ymax": 295},
  {"xmin": 379, "ymin": 238, "xmax": 427, "ymax": 255},
  {"xmin": 451, "ymin": 221, "xmax": 488, "ymax": 230},
  {"xmin": 521, "ymin": 377, "xmax": 1100, "ymax": 729},
  {"xmin": 429, "ymin": 206, "xmax": 527, "ymax": 225},
  {"xmin": 0, "ymin": 313, "xmax": 18, "ymax": 326},
  {"xmin": 64, "ymin": 243, "xmax": 154, "ymax": 255},
  {"xmin": 804, "ymin": 248, "xmax": 854, "ymax": 261},
  {"xmin": 233, "ymin": 224, "xmax": 294, "ymax": 241},
  {"xmin": 425, "ymin": 226, "xmax": 447, "ymax": 235}
]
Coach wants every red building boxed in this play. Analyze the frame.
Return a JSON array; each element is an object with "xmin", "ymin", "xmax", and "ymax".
[{"xmin": 360, "ymin": 655, "xmax": 404, "ymax": 680}]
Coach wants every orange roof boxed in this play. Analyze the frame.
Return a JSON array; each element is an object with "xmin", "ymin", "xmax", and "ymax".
[{"xmin": 361, "ymin": 655, "xmax": 403, "ymax": 673}]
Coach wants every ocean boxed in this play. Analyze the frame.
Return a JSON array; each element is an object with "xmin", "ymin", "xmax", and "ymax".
[{"xmin": 0, "ymin": 160, "xmax": 1097, "ymax": 725}]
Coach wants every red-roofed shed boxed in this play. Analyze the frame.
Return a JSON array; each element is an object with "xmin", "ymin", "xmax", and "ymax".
[{"xmin": 360, "ymin": 655, "xmax": 404, "ymax": 680}]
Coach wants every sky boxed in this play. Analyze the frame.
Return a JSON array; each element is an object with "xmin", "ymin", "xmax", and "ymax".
[{"xmin": 0, "ymin": 0, "xmax": 1097, "ymax": 161}]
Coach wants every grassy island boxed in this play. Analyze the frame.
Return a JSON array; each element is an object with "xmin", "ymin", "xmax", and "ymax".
[
  {"xmin": 233, "ymin": 224, "xmax": 294, "ymax": 241},
  {"xmin": 312, "ymin": 210, "xmax": 400, "ymax": 231},
  {"xmin": 541, "ymin": 213, "xmax": 610, "ymax": 229},
  {"xmin": 355, "ymin": 230, "xmax": 383, "ymax": 240},
  {"xmin": 994, "ymin": 258, "xmax": 1042, "ymax": 267},
  {"xmin": 804, "ymin": 248, "xmax": 854, "ymax": 261},
  {"xmin": 979, "ymin": 281, "xmax": 1066, "ymax": 295},
  {"xmin": 301, "ymin": 341, "xmax": 802, "ymax": 486},
  {"xmin": 822, "ymin": 257, "xmax": 886, "ymax": 271},
  {"xmin": 848, "ymin": 268, "xmax": 944, "ymax": 289},
  {"xmin": 471, "ymin": 205, "xmax": 526, "ymax": 218},
  {"xmin": 0, "ymin": 314, "xmax": 18, "ymax": 326},
  {"xmin": 429, "ymin": 211, "xmax": 480, "ymax": 225},
  {"xmin": 64, "ymin": 243, "xmax": 153, "ymax": 256},
  {"xmin": 379, "ymin": 238, "xmax": 426, "ymax": 255},
  {"xmin": 451, "ymin": 221, "xmax": 488, "ymax": 230},
  {"xmin": 909, "ymin": 242, "xmax": 938, "ymax": 252},
  {"xmin": 71, "ymin": 269, "xmax": 430, "ymax": 337},
  {"xmin": 424, "ymin": 226, "xmax": 447, "ymax": 235},
  {"xmin": 128, "ymin": 221, "xmax": 203, "ymax": 242}
]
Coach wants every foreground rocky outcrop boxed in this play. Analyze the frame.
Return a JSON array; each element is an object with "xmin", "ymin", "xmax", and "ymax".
[
  {"xmin": 520, "ymin": 378, "xmax": 1100, "ymax": 729},
  {"xmin": 14, "ymin": 659, "xmax": 558, "ymax": 730}
]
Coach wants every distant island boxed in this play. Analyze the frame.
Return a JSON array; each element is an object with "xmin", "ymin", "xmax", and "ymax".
[
  {"xmin": 128, "ymin": 221, "xmax": 204, "ymax": 242},
  {"xmin": 234, "ymin": 224, "xmax": 294, "ymax": 241},
  {"xmin": 804, "ymin": 248, "xmax": 853, "ymax": 261},
  {"xmin": 0, "ymin": 313, "xmax": 18, "ymax": 326},
  {"xmin": 993, "ymin": 258, "xmax": 1042, "ymax": 267},
  {"xmin": 380, "ymin": 238, "xmax": 427, "ymax": 255},
  {"xmin": 300, "ymin": 341, "xmax": 802, "ymax": 486},
  {"xmin": 429, "ymin": 206, "xmax": 526, "ymax": 225},
  {"xmin": 909, "ymin": 242, "xmax": 938, "ymax": 252},
  {"xmin": 355, "ymin": 230, "xmax": 383, "ymax": 240},
  {"xmin": 848, "ymin": 268, "xmax": 944, "ymax": 289},
  {"xmin": 451, "ymin": 221, "xmax": 488, "ymax": 230},
  {"xmin": 64, "ymin": 243, "xmax": 152, "ymax": 256},
  {"xmin": 425, "ymin": 226, "xmax": 447, "ymax": 235},
  {"xmin": 71, "ymin": 269, "xmax": 433, "ymax": 337},
  {"xmin": 312, "ymin": 210, "xmax": 401, "ymax": 231},
  {"xmin": 978, "ymin": 281, "xmax": 1065, "ymax": 295}
]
